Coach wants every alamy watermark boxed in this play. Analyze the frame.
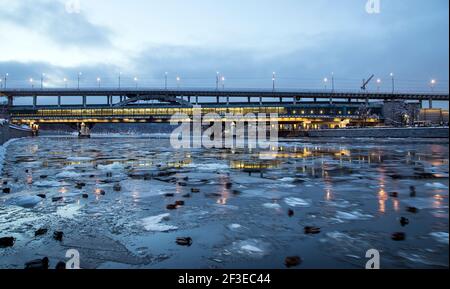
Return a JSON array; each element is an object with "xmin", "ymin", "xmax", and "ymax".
[
  {"xmin": 366, "ymin": 0, "xmax": 381, "ymax": 14},
  {"xmin": 65, "ymin": 0, "xmax": 81, "ymax": 14},
  {"xmin": 170, "ymin": 106, "xmax": 279, "ymax": 159}
]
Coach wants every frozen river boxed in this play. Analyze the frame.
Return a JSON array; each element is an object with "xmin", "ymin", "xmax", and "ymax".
[{"xmin": 0, "ymin": 136, "xmax": 448, "ymax": 269}]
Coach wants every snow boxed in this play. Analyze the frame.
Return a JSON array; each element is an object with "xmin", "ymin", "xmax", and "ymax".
[{"xmin": 262, "ymin": 203, "xmax": 281, "ymax": 209}]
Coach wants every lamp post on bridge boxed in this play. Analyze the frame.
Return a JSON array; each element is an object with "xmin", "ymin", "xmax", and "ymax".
[
  {"xmin": 3, "ymin": 73, "xmax": 8, "ymax": 89},
  {"xmin": 216, "ymin": 71, "xmax": 220, "ymax": 90},
  {"xmin": 97, "ymin": 77, "xmax": 101, "ymax": 88},
  {"xmin": 29, "ymin": 78, "xmax": 34, "ymax": 89},
  {"xmin": 63, "ymin": 78, "xmax": 68, "ymax": 88},
  {"xmin": 429, "ymin": 79, "xmax": 436, "ymax": 109},
  {"xmin": 376, "ymin": 78, "xmax": 381, "ymax": 92},
  {"xmin": 272, "ymin": 72, "xmax": 276, "ymax": 92},
  {"xmin": 118, "ymin": 72, "xmax": 122, "ymax": 90},
  {"xmin": 77, "ymin": 72, "xmax": 82, "ymax": 90},
  {"xmin": 390, "ymin": 72, "xmax": 395, "ymax": 93},
  {"xmin": 165, "ymin": 72, "xmax": 168, "ymax": 90},
  {"xmin": 221, "ymin": 76, "xmax": 225, "ymax": 90},
  {"xmin": 134, "ymin": 77, "xmax": 138, "ymax": 89},
  {"xmin": 40, "ymin": 73, "xmax": 45, "ymax": 90},
  {"xmin": 176, "ymin": 76, "xmax": 181, "ymax": 89}
]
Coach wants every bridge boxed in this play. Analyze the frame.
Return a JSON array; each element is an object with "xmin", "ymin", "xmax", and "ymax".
[{"xmin": 1, "ymin": 88, "xmax": 448, "ymax": 137}]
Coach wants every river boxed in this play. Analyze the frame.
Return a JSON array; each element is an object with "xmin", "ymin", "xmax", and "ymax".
[{"xmin": 0, "ymin": 136, "xmax": 448, "ymax": 268}]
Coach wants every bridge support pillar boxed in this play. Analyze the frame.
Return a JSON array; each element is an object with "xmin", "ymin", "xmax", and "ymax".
[
  {"xmin": 58, "ymin": 96, "xmax": 61, "ymax": 107},
  {"xmin": 187, "ymin": 96, "xmax": 191, "ymax": 103},
  {"xmin": 279, "ymin": 97, "xmax": 282, "ymax": 103},
  {"xmin": 248, "ymin": 97, "xmax": 251, "ymax": 103},
  {"xmin": 82, "ymin": 95, "xmax": 86, "ymax": 107},
  {"xmin": 348, "ymin": 98, "xmax": 351, "ymax": 103},
  {"xmin": 216, "ymin": 96, "xmax": 220, "ymax": 104},
  {"xmin": 429, "ymin": 98, "xmax": 433, "ymax": 109},
  {"xmin": 313, "ymin": 98, "xmax": 317, "ymax": 103},
  {"xmin": 7, "ymin": 96, "xmax": 13, "ymax": 107},
  {"xmin": 195, "ymin": 96, "xmax": 199, "ymax": 105},
  {"xmin": 259, "ymin": 97, "xmax": 262, "ymax": 105},
  {"xmin": 226, "ymin": 96, "xmax": 229, "ymax": 106},
  {"xmin": 33, "ymin": 95, "xmax": 37, "ymax": 108}
]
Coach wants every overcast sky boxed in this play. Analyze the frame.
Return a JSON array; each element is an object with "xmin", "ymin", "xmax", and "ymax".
[{"xmin": 0, "ymin": 0, "xmax": 448, "ymax": 107}]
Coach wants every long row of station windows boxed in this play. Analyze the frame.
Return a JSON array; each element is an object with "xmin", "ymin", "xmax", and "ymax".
[{"xmin": 11, "ymin": 107, "xmax": 374, "ymax": 118}]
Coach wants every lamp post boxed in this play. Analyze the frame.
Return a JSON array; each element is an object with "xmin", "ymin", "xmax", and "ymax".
[
  {"xmin": 429, "ymin": 79, "xmax": 436, "ymax": 109},
  {"xmin": 165, "ymin": 72, "xmax": 168, "ymax": 90},
  {"xmin": 30, "ymin": 78, "xmax": 34, "ymax": 89},
  {"xmin": 376, "ymin": 78, "xmax": 381, "ymax": 92},
  {"xmin": 41, "ymin": 73, "xmax": 45, "ymax": 89},
  {"xmin": 77, "ymin": 72, "xmax": 82, "ymax": 89},
  {"xmin": 331, "ymin": 72, "xmax": 335, "ymax": 92},
  {"xmin": 221, "ymin": 76, "xmax": 225, "ymax": 90},
  {"xmin": 216, "ymin": 71, "xmax": 220, "ymax": 90},
  {"xmin": 0, "ymin": 78, "xmax": 2, "ymax": 89},
  {"xmin": 272, "ymin": 72, "xmax": 276, "ymax": 92},
  {"xmin": 97, "ymin": 77, "xmax": 101, "ymax": 88},
  {"xmin": 3, "ymin": 73, "xmax": 8, "ymax": 89},
  {"xmin": 134, "ymin": 77, "xmax": 138, "ymax": 89},
  {"xmin": 118, "ymin": 72, "xmax": 122, "ymax": 89},
  {"xmin": 390, "ymin": 72, "xmax": 395, "ymax": 93},
  {"xmin": 323, "ymin": 77, "xmax": 328, "ymax": 90},
  {"xmin": 176, "ymin": 76, "xmax": 180, "ymax": 88},
  {"xmin": 64, "ymin": 78, "xmax": 68, "ymax": 88}
]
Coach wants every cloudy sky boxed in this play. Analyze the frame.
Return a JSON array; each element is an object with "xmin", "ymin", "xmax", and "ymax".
[{"xmin": 0, "ymin": 0, "xmax": 448, "ymax": 101}]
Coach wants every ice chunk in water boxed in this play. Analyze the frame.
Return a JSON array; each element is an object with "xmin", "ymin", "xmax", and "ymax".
[
  {"xmin": 425, "ymin": 183, "xmax": 448, "ymax": 190},
  {"xmin": 263, "ymin": 203, "xmax": 281, "ymax": 209},
  {"xmin": 141, "ymin": 213, "xmax": 178, "ymax": 232},
  {"xmin": 34, "ymin": 180, "xmax": 62, "ymax": 187},
  {"xmin": 5, "ymin": 195, "xmax": 42, "ymax": 208},
  {"xmin": 335, "ymin": 211, "xmax": 373, "ymax": 221},
  {"xmin": 284, "ymin": 197, "xmax": 311, "ymax": 207},
  {"xmin": 67, "ymin": 157, "xmax": 93, "ymax": 161},
  {"xmin": 56, "ymin": 171, "xmax": 81, "ymax": 178},
  {"xmin": 232, "ymin": 239, "xmax": 269, "ymax": 257},
  {"xmin": 430, "ymin": 232, "xmax": 449, "ymax": 245},
  {"xmin": 98, "ymin": 162, "xmax": 124, "ymax": 171}
]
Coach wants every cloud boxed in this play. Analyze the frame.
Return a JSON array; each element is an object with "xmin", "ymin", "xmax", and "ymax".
[{"xmin": 0, "ymin": 0, "xmax": 112, "ymax": 47}]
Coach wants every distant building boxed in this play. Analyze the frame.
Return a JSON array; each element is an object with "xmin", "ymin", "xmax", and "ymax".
[{"xmin": 419, "ymin": 109, "xmax": 449, "ymax": 126}]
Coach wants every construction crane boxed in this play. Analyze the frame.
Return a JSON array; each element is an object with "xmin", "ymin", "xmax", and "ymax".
[{"xmin": 361, "ymin": 74, "xmax": 375, "ymax": 91}]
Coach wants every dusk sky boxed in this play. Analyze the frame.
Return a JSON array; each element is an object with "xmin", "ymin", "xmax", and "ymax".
[{"xmin": 0, "ymin": 0, "xmax": 448, "ymax": 100}]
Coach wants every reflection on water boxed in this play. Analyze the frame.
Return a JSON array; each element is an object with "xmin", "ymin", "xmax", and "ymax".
[{"xmin": 0, "ymin": 136, "xmax": 448, "ymax": 269}]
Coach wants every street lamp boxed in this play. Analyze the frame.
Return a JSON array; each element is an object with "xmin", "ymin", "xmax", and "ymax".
[
  {"xmin": 63, "ymin": 78, "xmax": 68, "ymax": 88},
  {"xmin": 430, "ymin": 79, "xmax": 436, "ymax": 92},
  {"xmin": 165, "ymin": 72, "xmax": 168, "ymax": 90},
  {"xmin": 216, "ymin": 71, "xmax": 220, "ymax": 90},
  {"xmin": 376, "ymin": 78, "xmax": 381, "ymax": 92},
  {"xmin": 118, "ymin": 72, "xmax": 122, "ymax": 89},
  {"xmin": 176, "ymin": 76, "xmax": 181, "ymax": 88},
  {"xmin": 331, "ymin": 72, "xmax": 335, "ymax": 92},
  {"xmin": 272, "ymin": 72, "xmax": 276, "ymax": 92},
  {"xmin": 77, "ymin": 72, "xmax": 82, "ymax": 89},
  {"xmin": 41, "ymin": 73, "xmax": 45, "ymax": 89},
  {"xmin": 323, "ymin": 77, "xmax": 328, "ymax": 90},
  {"xmin": 0, "ymin": 78, "xmax": 2, "ymax": 89},
  {"xmin": 134, "ymin": 77, "xmax": 138, "ymax": 89},
  {"xmin": 97, "ymin": 77, "xmax": 101, "ymax": 88},
  {"xmin": 30, "ymin": 78, "xmax": 34, "ymax": 89},
  {"xmin": 3, "ymin": 73, "xmax": 8, "ymax": 89},
  {"xmin": 221, "ymin": 76, "xmax": 225, "ymax": 90},
  {"xmin": 390, "ymin": 72, "xmax": 395, "ymax": 93}
]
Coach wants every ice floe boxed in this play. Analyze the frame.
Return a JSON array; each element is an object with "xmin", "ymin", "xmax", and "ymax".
[
  {"xmin": 141, "ymin": 213, "xmax": 178, "ymax": 232},
  {"xmin": 284, "ymin": 197, "xmax": 311, "ymax": 207},
  {"xmin": 263, "ymin": 203, "xmax": 281, "ymax": 209},
  {"xmin": 335, "ymin": 211, "xmax": 373, "ymax": 221},
  {"xmin": 430, "ymin": 232, "xmax": 449, "ymax": 245}
]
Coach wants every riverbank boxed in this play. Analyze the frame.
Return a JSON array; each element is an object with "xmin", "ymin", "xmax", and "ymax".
[{"xmin": 303, "ymin": 127, "xmax": 449, "ymax": 138}]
